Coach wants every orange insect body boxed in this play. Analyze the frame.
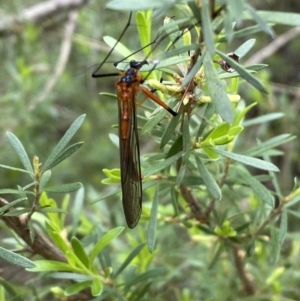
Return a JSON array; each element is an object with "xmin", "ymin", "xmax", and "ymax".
[
  {"xmin": 115, "ymin": 61, "xmax": 146, "ymax": 228},
  {"xmin": 93, "ymin": 59, "xmax": 176, "ymax": 228}
]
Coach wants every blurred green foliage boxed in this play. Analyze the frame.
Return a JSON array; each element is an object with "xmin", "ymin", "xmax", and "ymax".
[{"xmin": 1, "ymin": 0, "xmax": 300, "ymax": 300}]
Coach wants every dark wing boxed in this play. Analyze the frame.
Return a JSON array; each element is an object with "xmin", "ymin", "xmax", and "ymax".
[{"xmin": 117, "ymin": 83, "xmax": 142, "ymax": 228}]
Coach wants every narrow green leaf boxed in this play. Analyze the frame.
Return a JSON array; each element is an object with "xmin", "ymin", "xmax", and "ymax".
[
  {"xmin": 234, "ymin": 39, "xmax": 256, "ymax": 58},
  {"xmin": 166, "ymin": 135, "xmax": 183, "ymax": 158},
  {"xmin": 44, "ymin": 142, "xmax": 84, "ymax": 171},
  {"xmin": 160, "ymin": 112, "xmax": 181, "ymax": 148},
  {"xmin": 208, "ymin": 243, "xmax": 224, "ymax": 269},
  {"xmin": 136, "ymin": 11, "xmax": 152, "ymax": 57},
  {"xmin": 181, "ymin": 54, "xmax": 205, "ymax": 88},
  {"xmin": 42, "ymin": 114, "xmax": 85, "ymax": 172},
  {"xmin": 245, "ymin": 134, "xmax": 294, "ymax": 157},
  {"xmin": 269, "ymin": 226, "xmax": 280, "ymax": 265},
  {"xmin": 203, "ymin": 52, "xmax": 233, "ymax": 123},
  {"xmin": 43, "ymin": 182, "xmax": 83, "ymax": 193},
  {"xmin": 125, "ymin": 268, "xmax": 167, "ymax": 289},
  {"xmin": 257, "ymin": 11, "xmax": 300, "ymax": 26},
  {"xmin": 28, "ymin": 260, "xmax": 81, "ymax": 272},
  {"xmin": 6, "ymin": 132, "xmax": 33, "ymax": 174},
  {"xmin": 40, "ymin": 170, "xmax": 51, "ymax": 190},
  {"xmin": 278, "ymin": 207, "xmax": 287, "ymax": 245},
  {"xmin": 90, "ymin": 227, "xmax": 124, "ymax": 264},
  {"xmin": 0, "ymin": 197, "xmax": 27, "ymax": 214},
  {"xmin": 195, "ymin": 155, "xmax": 222, "ymax": 200},
  {"xmin": 71, "ymin": 237, "xmax": 90, "ymax": 268},
  {"xmin": 176, "ymin": 163, "xmax": 186, "ymax": 187},
  {"xmin": 234, "ymin": 167, "xmax": 274, "ymax": 206},
  {"xmin": 216, "ymin": 49, "xmax": 268, "ymax": 94},
  {"xmin": 148, "ymin": 185, "xmax": 159, "ymax": 253},
  {"xmin": 141, "ymin": 99, "xmax": 177, "ymax": 135},
  {"xmin": 51, "ymin": 272, "xmax": 92, "ymax": 281},
  {"xmin": 3, "ymin": 208, "xmax": 31, "ymax": 216},
  {"xmin": 201, "ymin": 0, "xmax": 214, "ymax": 55},
  {"xmin": 114, "ymin": 243, "xmax": 146, "ymax": 277},
  {"xmin": 103, "ymin": 36, "xmax": 133, "ymax": 60},
  {"xmin": 0, "ymin": 189, "xmax": 33, "ymax": 195},
  {"xmin": 243, "ymin": 113, "xmax": 284, "ymax": 127},
  {"xmin": 143, "ymin": 151, "xmax": 183, "ymax": 178},
  {"xmin": 245, "ymin": 4, "xmax": 275, "ymax": 36},
  {"xmin": 91, "ymin": 276, "xmax": 103, "ymax": 296},
  {"xmin": 0, "ymin": 164, "xmax": 32, "ymax": 174},
  {"xmin": 0, "ymin": 247, "xmax": 35, "ymax": 268},
  {"xmin": 215, "ymin": 148, "xmax": 279, "ymax": 172},
  {"xmin": 65, "ymin": 281, "xmax": 92, "ymax": 296},
  {"xmin": 196, "ymin": 104, "xmax": 215, "ymax": 137}
]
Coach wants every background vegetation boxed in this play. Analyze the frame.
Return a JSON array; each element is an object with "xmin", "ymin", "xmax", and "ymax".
[{"xmin": 0, "ymin": 0, "xmax": 300, "ymax": 300}]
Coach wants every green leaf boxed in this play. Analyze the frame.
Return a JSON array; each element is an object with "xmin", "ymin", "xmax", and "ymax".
[
  {"xmin": 6, "ymin": 132, "xmax": 33, "ymax": 174},
  {"xmin": 90, "ymin": 227, "xmax": 124, "ymax": 264},
  {"xmin": 43, "ymin": 182, "xmax": 83, "ymax": 193},
  {"xmin": 114, "ymin": 243, "xmax": 146, "ymax": 277},
  {"xmin": 148, "ymin": 185, "xmax": 158, "ymax": 253},
  {"xmin": 234, "ymin": 39, "xmax": 256, "ymax": 58},
  {"xmin": 65, "ymin": 281, "xmax": 92, "ymax": 296},
  {"xmin": 245, "ymin": 4, "xmax": 275, "ymax": 36},
  {"xmin": 42, "ymin": 114, "xmax": 85, "ymax": 172},
  {"xmin": 201, "ymin": 0, "xmax": 214, "ymax": 55},
  {"xmin": 40, "ymin": 170, "xmax": 51, "ymax": 190},
  {"xmin": 136, "ymin": 11, "xmax": 152, "ymax": 57},
  {"xmin": 160, "ymin": 111, "xmax": 181, "ymax": 148},
  {"xmin": 234, "ymin": 102, "xmax": 257, "ymax": 126},
  {"xmin": 0, "ymin": 164, "xmax": 32, "ymax": 174},
  {"xmin": 216, "ymin": 49, "xmax": 268, "ymax": 94},
  {"xmin": 215, "ymin": 148, "xmax": 279, "ymax": 172},
  {"xmin": 44, "ymin": 142, "xmax": 84, "ymax": 171},
  {"xmin": 234, "ymin": 167, "xmax": 274, "ymax": 206},
  {"xmin": 203, "ymin": 52, "xmax": 233, "ymax": 123},
  {"xmin": 103, "ymin": 36, "xmax": 133, "ymax": 59},
  {"xmin": 0, "ymin": 197, "xmax": 27, "ymax": 214},
  {"xmin": 195, "ymin": 155, "xmax": 222, "ymax": 200},
  {"xmin": 28, "ymin": 260, "xmax": 81, "ymax": 272},
  {"xmin": 269, "ymin": 226, "xmax": 280, "ymax": 265},
  {"xmin": 0, "ymin": 247, "xmax": 35, "ymax": 268},
  {"xmin": 245, "ymin": 134, "xmax": 294, "ymax": 157},
  {"xmin": 91, "ymin": 276, "xmax": 103, "ymax": 296},
  {"xmin": 176, "ymin": 163, "xmax": 186, "ymax": 187},
  {"xmin": 141, "ymin": 98, "xmax": 177, "ymax": 135},
  {"xmin": 242, "ymin": 112, "xmax": 284, "ymax": 127},
  {"xmin": 257, "ymin": 11, "xmax": 300, "ymax": 26},
  {"xmin": 142, "ymin": 151, "xmax": 183, "ymax": 178},
  {"xmin": 125, "ymin": 268, "xmax": 167, "ymax": 289},
  {"xmin": 166, "ymin": 135, "xmax": 183, "ymax": 159},
  {"xmin": 71, "ymin": 237, "xmax": 90, "ymax": 268},
  {"xmin": 208, "ymin": 243, "xmax": 224, "ymax": 269},
  {"xmin": 0, "ymin": 189, "xmax": 33, "ymax": 196}
]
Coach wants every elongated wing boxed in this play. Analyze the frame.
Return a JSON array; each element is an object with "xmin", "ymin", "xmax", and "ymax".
[{"xmin": 117, "ymin": 82, "xmax": 142, "ymax": 228}]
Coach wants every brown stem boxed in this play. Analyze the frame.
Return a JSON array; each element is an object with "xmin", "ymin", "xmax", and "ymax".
[
  {"xmin": 231, "ymin": 242, "xmax": 255, "ymax": 295},
  {"xmin": 0, "ymin": 197, "xmax": 66, "ymax": 262}
]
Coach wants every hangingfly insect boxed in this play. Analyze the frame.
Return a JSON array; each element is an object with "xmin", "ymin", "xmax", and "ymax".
[{"xmin": 92, "ymin": 13, "xmax": 177, "ymax": 228}]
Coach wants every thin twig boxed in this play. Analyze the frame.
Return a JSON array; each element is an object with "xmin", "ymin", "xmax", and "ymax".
[
  {"xmin": 245, "ymin": 26, "xmax": 300, "ymax": 65},
  {"xmin": 30, "ymin": 10, "xmax": 78, "ymax": 109},
  {"xmin": 0, "ymin": 0, "xmax": 88, "ymax": 36}
]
